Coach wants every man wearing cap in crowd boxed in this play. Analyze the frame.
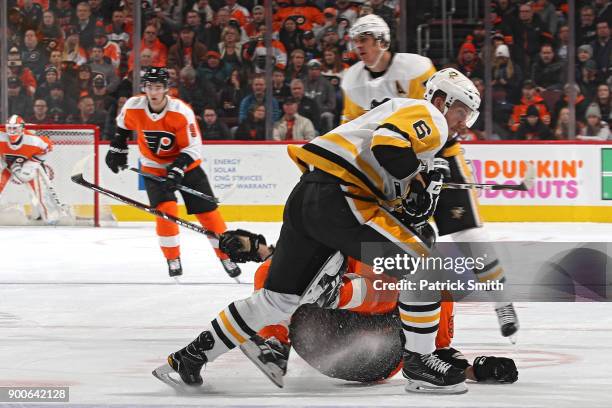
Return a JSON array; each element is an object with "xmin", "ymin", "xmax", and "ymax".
[
  {"xmin": 509, "ymin": 79, "xmax": 551, "ymax": 132},
  {"xmin": 8, "ymin": 77, "xmax": 33, "ymax": 118},
  {"xmin": 273, "ymin": 97, "xmax": 316, "ymax": 141},
  {"xmin": 578, "ymin": 60, "xmax": 601, "ymax": 101},
  {"xmin": 46, "ymin": 82, "xmax": 77, "ymax": 117},
  {"xmin": 8, "ymin": 47, "xmax": 37, "ymax": 98},
  {"xmin": 168, "ymin": 25, "xmax": 208, "ymax": 70},
  {"xmin": 88, "ymin": 45, "xmax": 120, "ymax": 93},
  {"xmin": 303, "ymin": 59, "xmax": 336, "ymax": 133},
  {"xmin": 243, "ymin": 23, "xmax": 288, "ymax": 74},
  {"xmin": 301, "ymin": 30, "xmax": 321, "ymax": 60},
  {"xmin": 34, "ymin": 66, "xmax": 61, "ymax": 100},
  {"xmin": 515, "ymin": 104, "xmax": 553, "ymax": 140},
  {"xmin": 93, "ymin": 27, "xmax": 120, "ymax": 73},
  {"xmin": 197, "ymin": 50, "xmax": 233, "ymax": 91},
  {"xmin": 91, "ymin": 74, "xmax": 116, "ymax": 114}
]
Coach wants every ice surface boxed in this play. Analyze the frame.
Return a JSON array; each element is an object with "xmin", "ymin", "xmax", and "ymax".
[{"xmin": 1, "ymin": 222, "xmax": 611, "ymax": 407}]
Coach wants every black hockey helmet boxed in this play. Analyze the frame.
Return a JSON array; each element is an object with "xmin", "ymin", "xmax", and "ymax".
[{"xmin": 142, "ymin": 67, "xmax": 169, "ymax": 87}]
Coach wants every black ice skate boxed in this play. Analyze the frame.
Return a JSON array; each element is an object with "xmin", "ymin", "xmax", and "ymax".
[
  {"xmin": 403, "ymin": 350, "xmax": 467, "ymax": 394},
  {"xmin": 220, "ymin": 258, "xmax": 242, "ymax": 279},
  {"xmin": 152, "ymin": 331, "xmax": 213, "ymax": 391},
  {"xmin": 496, "ymin": 303, "xmax": 519, "ymax": 341},
  {"xmin": 300, "ymin": 251, "xmax": 347, "ymax": 307},
  {"xmin": 167, "ymin": 257, "xmax": 182, "ymax": 278},
  {"xmin": 240, "ymin": 335, "xmax": 290, "ymax": 388}
]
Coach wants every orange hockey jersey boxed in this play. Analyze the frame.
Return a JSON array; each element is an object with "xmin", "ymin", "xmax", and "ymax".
[{"xmin": 0, "ymin": 129, "xmax": 52, "ymax": 167}]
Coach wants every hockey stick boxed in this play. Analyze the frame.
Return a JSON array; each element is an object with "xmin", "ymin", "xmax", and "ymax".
[
  {"xmin": 71, "ymin": 173, "xmax": 217, "ymax": 239},
  {"xmin": 443, "ymin": 161, "xmax": 536, "ymax": 192},
  {"xmin": 130, "ymin": 167, "xmax": 219, "ymax": 203}
]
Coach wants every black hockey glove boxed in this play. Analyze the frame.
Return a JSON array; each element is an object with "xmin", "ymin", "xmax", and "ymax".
[
  {"xmin": 105, "ymin": 138, "xmax": 129, "ymax": 174},
  {"xmin": 402, "ymin": 158, "xmax": 449, "ymax": 224},
  {"xmin": 472, "ymin": 356, "xmax": 518, "ymax": 383},
  {"xmin": 218, "ymin": 229, "xmax": 270, "ymax": 263},
  {"xmin": 163, "ymin": 153, "xmax": 193, "ymax": 192}
]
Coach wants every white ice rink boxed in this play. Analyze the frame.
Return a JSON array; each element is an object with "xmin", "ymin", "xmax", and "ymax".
[{"xmin": 1, "ymin": 222, "xmax": 612, "ymax": 408}]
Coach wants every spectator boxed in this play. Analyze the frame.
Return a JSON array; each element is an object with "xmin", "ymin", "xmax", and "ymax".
[
  {"xmin": 22, "ymin": 0, "xmax": 44, "ymax": 31},
  {"xmin": 236, "ymin": 103, "xmax": 267, "ymax": 141},
  {"xmin": 73, "ymin": 1, "xmax": 97, "ymax": 49},
  {"xmin": 89, "ymin": 45, "xmax": 120, "ymax": 93},
  {"xmin": 370, "ymin": 0, "xmax": 396, "ymax": 33},
  {"xmin": 335, "ymin": 0, "xmax": 360, "ymax": 26},
  {"xmin": 321, "ymin": 26, "xmax": 344, "ymax": 51},
  {"xmin": 168, "ymin": 26, "xmax": 208, "ymax": 70},
  {"xmin": 553, "ymin": 107, "xmax": 571, "ymax": 139},
  {"xmin": 578, "ymin": 60, "xmax": 601, "ymax": 101},
  {"xmin": 46, "ymin": 83, "xmax": 77, "ymax": 117},
  {"xmin": 535, "ymin": 0, "xmax": 558, "ymax": 35},
  {"xmin": 184, "ymin": 10, "xmax": 208, "ymax": 45},
  {"xmin": 243, "ymin": 23, "xmax": 288, "ymax": 73},
  {"xmin": 513, "ymin": 2, "xmax": 551, "ymax": 71},
  {"xmin": 35, "ymin": 66, "xmax": 61, "ymax": 100},
  {"xmin": 594, "ymin": 0, "xmax": 612, "ymax": 22},
  {"xmin": 577, "ymin": 44, "xmax": 594, "ymax": 76},
  {"xmin": 218, "ymin": 69, "xmax": 247, "ymax": 120},
  {"xmin": 91, "ymin": 74, "xmax": 115, "ymax": 113},
  {"xmin": 279, "ymin": 16, "xmax": 305, "ymax": 56},
  {"xmin": 492, "ymin": 44, "xmax": 523, "ymax": 103},
  {"xmin": 106, "ymin": 9, "xmax": 132, "ymax": 54},
  {"xmin": 491, "ymin": 84, "xmax": 516, "ymax": 139},
  {"xmin": 239, "ymin": 75, "xmax": 281, "ymax": 123},
  {"xmin": 37, "ymin": 10, "xmax": 65, "ymax": 52},
  {"xmin": 456, "ymin": 41, "xmax": 484, "ymax": 79},
  {"xmin": 62, "ymin": 27, "xmax": 88, "ymax": 66},
  {"xmin": 226, "ymin": 0, "xmax": 250, "ymax": 27},
  {"xmin": 218, "ymin": 26, "xmax": 244, "ymax": 71},
  {"xmin": 8, "ymin": 47, "xmax": 37, "ymax": 96},
  {"xmin": 552, "ymin": 83, "xmax": 591, "ymax": 128},
  {"xmin": 21, "ymin": 29, "xmax": 48, "ymax": 79},
  {"xmin": 509, "ymin": 80, "xmax": 551, "ymax": 132},
  {"xmin": 8, "ymin": 77, "xmax": 33, "ymax": 118},
  {"xmin": 590, "ymin": 20, "xmax": 611, "ymax": 79},
  {"xmin": 28, "ymin": 98, "xmax": 51, "ymax": 124},
  {"xmin": 66, "ymin": 95, "xmax": 106, "ymax": 131},
  {"xmin": 130, "ymin": 24, "xmax": 168, "ymax": 69},
  {"xmin": 200, "ymin": 107, "xmax": 232, "ymax": 140},
  {"xmin": 7, "ymin": 7, "xmax": 26, "ymax": 47},
  {"xmin": 202, "ymin": 7, "xmax": 229, "ymax": 51},
  {"xmin": 577, "ymin": 4, "xmax": 597, "ymax": 45},
  {"xmin": 244, "ymin": 5, "xmax": 265, "ymax": 38},
  {"xmin": 321, "ymin": 47, "xmax": 348, "ymax": 80},
  {"xmin": 102, "ymin": 94, "xmax": 129, "ymax": 140},
  {"xmin": 593, "ymin": 84, "xmax": 611, "ymax": 126},
  {"xmin": 271, "ymin": 69, "xmax": 291, "ymax": 104},
  {"xmin": 93, "ymin": 27, "xmax": 121, "ymax": 74},
  {"xmin": 274, "ymin": 0, "xmax": 325, "ymax": 32},
  {"xmin": 530, "ymin": 43, "xmax": 565, "ymax": 91},
  {"xmin": 301, "ymin": 30, "xmax": 321, "ymax": 61},
  {"xmin": 74, "ymin": 64, "xmax": 94, "ymax": 99},
  {"xmin": 88, "ymin": 0, "xmax": 110, "ymax": 25},
  {"xmin": 178, "ymin": 66, "xmax": 218, "ymax": 114},
  {"xmin": 285, "ymin": 49, "xmax": 308, "ymax": 83},
  {"xmin": 496, "ymin": 0, "xmax": 519, "ymax": 29},
  {"xmin": 197, "ymin": 51, "xmax": 233, "ymax": 92},
  {"xmin": 166, "ymin": 66, "xmax": 180, "ymax": 98},
  {"xmin": 290, "ymin": 78, "xmax": 320, "ymax": 132},
  {"xmin": 555, "ymin": 25, "xmax": 570, "ymax": 61},
  {"xmin": 273, "ymin": 97, "xmax": 316, "ymax": 141},
  {"xmin": 515, "ymin": 105, "xmax": 553, "ymax": 140},
  {"xmin": 191, "ymin": 0, "xmax": 214, "ymax": 24},
  {"xmin": 578, "ymin": 103, "xmax": 611, "ymax": 140},
  {"xmin": 48, "ymin": 50, "xmax": 63, "ymax": 73},
  {"xmin": 303, "ymin": 59, "xmax": 336, "ymax": 133},
  {"xmin": 314, "ymin": 7, "xmax": 338, "ymax": 42}
]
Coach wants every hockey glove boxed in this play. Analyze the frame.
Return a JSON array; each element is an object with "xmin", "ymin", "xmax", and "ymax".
[
  {"xmin": 219, "ymin": 229, "xmax": 270, "ymax": 263},
  {"xmin": 472, "ymin": 356, "xmax": 518, "ymax": 383},
  {"xmin": 163, "ymin": 153, "xmax": 193, "ymax": 192},
  {"xmin": 402, "ymin": 158, "xmax": 449, "ymax": 224},
  {"xmin": 105, "ymin": 138, "xmax": 129, "ymax": 173}
]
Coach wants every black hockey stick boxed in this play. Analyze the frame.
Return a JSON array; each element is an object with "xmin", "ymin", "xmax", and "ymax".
[
  {"xmin": 70, "ymin": 173, "xmax": 217, "ymax": 239},
  {"xmin": 443, "ymin": 161, "xmax": 536, "ymax": 192},
  {"xmin": 130, "ymin": 167, "xmax": 219, "ymax": 203}
]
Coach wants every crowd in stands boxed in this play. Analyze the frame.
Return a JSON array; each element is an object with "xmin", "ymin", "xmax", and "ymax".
[{"xmin": 4, "ymin": 0, "xmax": 611, "ymax": 141}]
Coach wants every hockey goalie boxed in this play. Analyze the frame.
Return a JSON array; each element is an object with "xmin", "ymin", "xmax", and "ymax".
[{"xmin": 0, "ymin": 115, "xmax": 70, "ymax": 225}]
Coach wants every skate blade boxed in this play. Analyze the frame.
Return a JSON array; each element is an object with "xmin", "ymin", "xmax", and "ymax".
[
  {"xmin": 508, "ymin": 333, "xmax": 518, "ymax": 344},
  {"xmin": 233, "ymin": 276, "xmax": 242, "ymax": 283},
  {"xmin": 239, "ymin": 340, "xmax": 284, "ymax": 388},
  {"xmin": 405, "ymin": 379, "xmax": 468, "ymax": 395},
  {"xmin": 152, "ymin": 363, "xmax": 201, "ymax": 394}
]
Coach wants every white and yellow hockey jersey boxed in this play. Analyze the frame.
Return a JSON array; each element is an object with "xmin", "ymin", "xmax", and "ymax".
[
  {"xmin": 340, "ymin": 53, "xmax": 436, "ymax": 123},
  {"xmin": 288, "ymin": 98, "xmax": 448, "ymax": 205}
]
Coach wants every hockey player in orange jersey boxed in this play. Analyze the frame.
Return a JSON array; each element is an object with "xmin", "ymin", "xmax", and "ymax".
[
  {"xmin": 105, "ymin": 67, "xmax": 240, "ymax": 279},
  {"xmin": 0, "ymin": 115, "xmax": 68, "ymax": 224}
]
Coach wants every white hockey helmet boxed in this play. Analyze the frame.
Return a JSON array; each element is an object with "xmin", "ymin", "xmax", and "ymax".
[
  {"xmin": 349, "ymin": 14, "xmax": 391, "ymax": 45},
  {"xmin": 6, "ymin": 114, "xmax": 25, "ymax": 144},
  {"xmin": 424, "ymin": 68, "xmax": 481, "ymax": 127}
]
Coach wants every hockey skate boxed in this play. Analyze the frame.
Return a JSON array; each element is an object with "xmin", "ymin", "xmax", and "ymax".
[
  {"xmin": 240, "ymin": 334, "xmax": 290, "ymax": 388},
  {"xmin": 403, "ymin": 350, "xmax": 467, "ymax": 394},
  {"xmin": 220, "ymin": 258, "xmax": 242, "ymax": 279},
  {"xmin": 496, "ymin": 303, "xmax": 519, "ymax": 341},
  {"xmin": 167, "ymin": 257, "xmax": 183, "ymax": 278},
  {"xmin": 152, "ymin": 331, "xmax": 213, "ymax": 392},
  {"xmin": 300, "ymin": 251, "xmax": 347, "ymax": 307}
]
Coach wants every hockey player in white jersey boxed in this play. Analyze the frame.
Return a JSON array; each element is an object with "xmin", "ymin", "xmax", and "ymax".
[
  {"xmin": 0, "ymin": 115, "xmax": 68, "ymax": 224},
  {"xmin": 342, "ymin": 14, "xmax": 519, "ymax": 339}
]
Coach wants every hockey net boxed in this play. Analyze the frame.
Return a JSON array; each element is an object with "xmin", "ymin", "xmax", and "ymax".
[{"xmin": 0, "ymin": 124, "xmax": 113, "ymax": 226}]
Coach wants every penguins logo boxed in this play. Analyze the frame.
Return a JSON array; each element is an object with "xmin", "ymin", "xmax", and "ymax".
[{"xmin": 143, "ymin": 131, "xmax": 176, "ymax": 154}]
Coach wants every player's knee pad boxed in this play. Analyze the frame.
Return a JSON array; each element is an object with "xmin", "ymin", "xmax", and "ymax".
[{"xmin": 11, "ymin": 160, "xmax": 41, "ymax": 183}]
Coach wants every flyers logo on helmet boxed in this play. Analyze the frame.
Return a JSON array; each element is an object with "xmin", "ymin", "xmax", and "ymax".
[{"xmin": 143, "ymin": 130, "xmax": 176, "ymax": 154}]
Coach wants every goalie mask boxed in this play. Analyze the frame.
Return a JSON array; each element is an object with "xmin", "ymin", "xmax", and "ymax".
[
  {"xmin": 6, "ymin": 115, "xmax": 25, "ymax": 144},
  {"xmin": 424, "ymin": 68, "xmax": 481, "ymax": 128}
]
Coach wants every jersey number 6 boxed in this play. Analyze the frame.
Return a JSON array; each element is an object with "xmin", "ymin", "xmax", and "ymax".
[{"xmin": 412, "ymin": 120, "xmax": 432, "ymax": 139}]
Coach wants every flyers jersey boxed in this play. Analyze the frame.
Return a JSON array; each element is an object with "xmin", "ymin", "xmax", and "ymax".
[
  {"xmin": 288, "ymin": 98, "xmax": 448, "ymax": 204},
  {"xmin": 0, "ymin": 130, "xmax": 52, "ymax": 168},
  {"xmin": 341, "ymin": 53, "xmax": 436, "ymax": 123},
  {"xmin": 116, "ymin": 95, "xmax": 202, "ymax": 173}
]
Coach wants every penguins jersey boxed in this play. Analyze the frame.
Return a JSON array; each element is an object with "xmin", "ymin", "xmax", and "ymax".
[
  {"xmin": 116, "ymin": 95, "xmax": 202, "ymax": 172},
  {"xmin": 0, "ymin": 130, "xmax": 52, "ymax": 168},
  {"xmin": 288, "ymin": 98, "xmax": 448, "ymax": 205},
  {"xmin": 340, "ymin": 53, "xmax": 436, "ymax": 123}
]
